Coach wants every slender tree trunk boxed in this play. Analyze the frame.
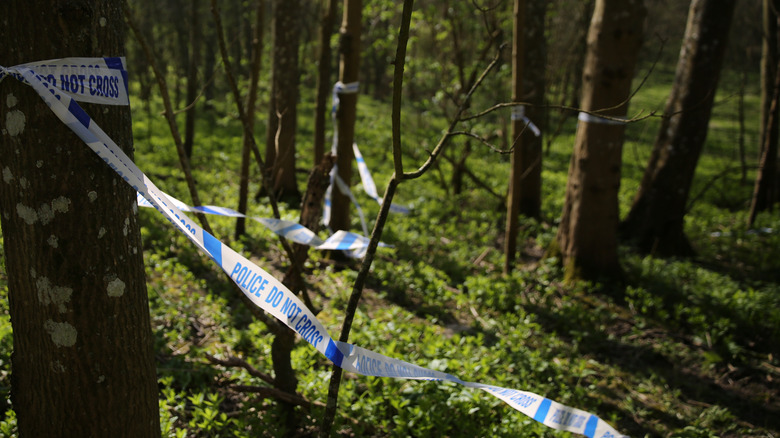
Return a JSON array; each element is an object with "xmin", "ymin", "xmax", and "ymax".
[
  {"xmin": 760, "ymin": 0, "xmax": 780, "ymax": 158},
  {"xmin": 567, "ymin": 0, "xmax": 595, "ymax": 112},
  {"xmin": 265, "ymin": 0, "xmax": 302, "ymax": 203},
  {"xmin": 329, "ymin": 0, "xmax": 362, "ymax": 232},
  {"xmin": 203, "ymin": 20, "xmax": 217, "ymax": 106},
  {"xmin": 749, "ymin": 0, "xmax": 780, "ymax": 224},
  {"xmin": 555, "ymin": 0, "xmax": 645, "ymax": 280},
  {"xmin": 504, "ymin": 0, "xmax": 548, "ymax": 273},
  {"xmin": 620, "ymin": 0, "xmax": 737, "ymax": 256},
  {"xmin": 0, "ymin": 2, "xmax": 160, "ymax": 436},
  {"xmin": 183, "ymin": 0, "xmax": 200, "ymax": 159},
  {"xmin": 750, "ymin": 54, "xmax": 780, "ymax": 226},
  {"xmin": 504, "ymin": 0, "xmax": 527, "ymax": 273},
  {"xmin": 518, "ymin": 0, "xmax": 546, "ymax": 220},
  {"xmin": 314, "ymin": 0, "xmax": 340, "ymax": 164},
  {"xmin": 236, "ymin": 0, "xmax": 265, "ymax": 239},
  {"xmin": 173, "ymin": 0, "xmax": 189, "ymax": 107},
  {"xmin": 231, "ymin": 0, "xmax": 245, "ymax": 76}
]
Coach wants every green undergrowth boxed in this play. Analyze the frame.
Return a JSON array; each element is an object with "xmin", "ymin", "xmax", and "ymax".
[{"xmin": 0, "ymin": 66, "xmax": 779, "ymax": 438}]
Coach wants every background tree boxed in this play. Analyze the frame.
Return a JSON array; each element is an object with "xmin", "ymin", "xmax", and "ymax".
[
  {"xmin": 235, "ymin": 0, "xmax": 265, "ymax": 239},
  {"xmin": 547, "ymin": 0, "xmax": 594, "ymax": 136},
  {"xmin": 749, "ymin": 0, "xmax": 780, "ymax": 225},
  {"xmin": 183, "ymin": 0, "xmax": 201, "ymax": 159},
  {"xmin": 329, "ymin": 0, "xmax": 363, "ymax": 232},
  {"xmin": 265, "ymin": 0, "xmax": 302, "ymax": 202},
  {"xmin": 0, "ymin": 1, "xmax": 159, "ymax": 436},
  {"xmin": 518, "ymin": 0, "xmax": 546, "ymax": 218},
  {"xmin": 554, "ymin": 0, "xmax": 646, "ymax": 280},
  {"xmin": 620, "ymin": 0, "xmax": 737, "ymax": 256},
  {"xmin": 504, "ymin": 0, "xmax": 527, "ymax": 273},
  {"xmin": 313, "ymin": 0, "xmax": 340, "ymax": 164},
  {"xmin": 504, "ymin": 0, "xmax": 547, "ymax": 273}
]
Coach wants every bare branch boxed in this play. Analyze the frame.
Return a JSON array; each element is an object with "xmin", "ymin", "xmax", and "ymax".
[
  {"xmin": 402, "ymin": 44, "xmax": 506, "ymax": 181},
  {"xmin": 205, "ymin": 353, "xmax": 275, "ymax": 386},
  {"xmin": 231, "ymin": 384, "xmax": 323, "ymax": 409}
]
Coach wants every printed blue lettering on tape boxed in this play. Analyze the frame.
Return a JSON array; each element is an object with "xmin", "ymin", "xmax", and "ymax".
[
  {"xmin": 584, "ymin": 415, "xmax": 599, "ymax": 438},
  {"xmin": 68, "ymin": 98, "xmax": 90, "ymax": 128},
  {"xmin": 325, "ymin": 339, "xmax": 344, "ymax": 367},
  {"xmin": 533, "ymin": 398, "xmax": 552, "ymax": 423},
  {"xmin": 103, "ymin": 57, "xmax": 129, "ymax": 97},
  {"xmin": 203, "ymin": 231, "xmax": 222, "ymax": 266}
]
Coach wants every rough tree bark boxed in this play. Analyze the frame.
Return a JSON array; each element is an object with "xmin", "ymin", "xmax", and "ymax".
[
  {"xmin": 555, "ymin": 0, "xmax": 645, "ymax": 280},
  {"xmin": 620, "ymin": 0, "xmax": 737, "ymax": 256},
  {"xmin": 0, "ymin": 1, "xmax": 160, "ymax": 436}
]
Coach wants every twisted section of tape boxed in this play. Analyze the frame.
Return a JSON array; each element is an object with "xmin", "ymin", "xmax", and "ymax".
[
  {"xmin": 1, "ymin": 58, "xmax": 629, "ymax": 438},
  {"xmin": 511, "ymin": 105, "xmax": 541, "ymax": 137},
  {"xmin": 331, "ymin": 81, "xmax": 360, "ymax": 153},
  {"xmin": 324, "ymin": 80, "xmax": 410, "ymax": 235},
  {"xmin": 135, "ymin": 192, "xmax": 383, "ymax": 253}
]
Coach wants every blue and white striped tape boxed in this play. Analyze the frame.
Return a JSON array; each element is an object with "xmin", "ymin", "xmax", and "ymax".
[
  {"xmin": 0, "ymin": 57, "xmax": 129, "ymax": 106},
  {"xmin": 331, "ymin": 81, "xmax": 360, "ymax": 153},
  {"xmin": 578, "ymin": 112, "xmax": 627, "ymax": 126},
  {"xmin": 511, "ymin": 105, "xmax": 541, "ymax": 137},
  {"xmin": 2, "ymin": 59, "xmax": 629, "ymax": 438},
  {"xmin": 352, "ymin": 142, "xmax": 410, "ymax": 214},
  {"xmin": 324, "ymin": 80, "xmax": 409, "ymax": 234},
  {"xmin": 135, "ymin": 192, "xmax": 382, "ymax": 255}
]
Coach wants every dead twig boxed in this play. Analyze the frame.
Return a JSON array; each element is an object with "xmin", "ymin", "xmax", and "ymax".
[{"xmin": 205, "ymin": 353, "xmax": 274, "ymax": 386}]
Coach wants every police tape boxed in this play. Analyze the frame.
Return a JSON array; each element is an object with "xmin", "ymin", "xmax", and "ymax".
[
  {"xmin": 0, "ymin": 57, "xmax": 129, "ymax": 105},
  {"xmin": 511, "ymin": 105, "xmax": 541, "ymax": 137},
  {"xmin": 324, "ymin": 81, "xmax": 409, "ymax": 233},
  {"xmin": 577, "ymin": 112, "xmax": 627, "ymax": 126},
  {"xmin": 2, "ymin": 59, "xmax": 629, "ymax": 438},
  {"xmin": 135, "ymin": 192, "xmax": 385, "ymax": 257},
  {"xmin": 352, "ymin": 142, "xmax": 410, "ymax": 214}
]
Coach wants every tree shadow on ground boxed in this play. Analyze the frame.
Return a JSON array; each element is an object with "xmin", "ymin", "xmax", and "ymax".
[{"xmin": 523, "ymin": 279, "xmax": 780, "ymax": 437}]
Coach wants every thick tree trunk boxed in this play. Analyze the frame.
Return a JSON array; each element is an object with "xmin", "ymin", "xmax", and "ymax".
[
  {"xmin": 329, "ymin": 0, "xmax": 362, "ymax": 232},
  {"xmin": 0, "ymin": 2, "xmax": 160, "ymax": 437},
  {"xmin": 265, "ymin": 0, "xmax": 302, "ymax": 203},
  {"xmin": 556, "ymin": 0, "xmax": 645, "ymax": 280},
  {"xmin": 621, "ymin": 0, "xmax": 737, "ymax": 256}
]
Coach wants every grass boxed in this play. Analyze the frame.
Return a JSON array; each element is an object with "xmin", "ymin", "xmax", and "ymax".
[{"xmin": 1, "ymin": 61, "xmax": 779, "ymax": 437}]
